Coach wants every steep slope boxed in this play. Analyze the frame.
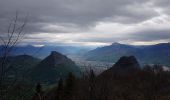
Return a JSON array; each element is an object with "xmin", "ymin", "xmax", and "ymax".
[
  {"xmin": 140, "ymin": 43, "xmax": 170, "ymax": 66},
  {"xmin": 30, "ymin": 51, "xmax": 81, "ymax": 84},
  {"xmin": 112, "ymin": 56, "xmax": 140, "ymax": 70},
  {"xmin": 84, "ymin": 43, "xmax": 170, "ymax": 67},
  {"xmin": 100, "ymin": 56, "xmax": 140, "ymax": 77}
]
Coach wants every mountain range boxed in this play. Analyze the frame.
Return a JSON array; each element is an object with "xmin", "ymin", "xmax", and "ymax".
[
  {"xmin": 84, "ymin": 42, "xmax": 170, "ymax": 67},
  {"xmin": 0, "ymin": 45, "xmax": 92, "ymax": 58}
]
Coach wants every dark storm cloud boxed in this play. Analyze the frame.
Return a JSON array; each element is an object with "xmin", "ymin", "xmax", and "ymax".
[{"xmin": 0, "ymin": 0, "xmax": 159, "ymax": 34}]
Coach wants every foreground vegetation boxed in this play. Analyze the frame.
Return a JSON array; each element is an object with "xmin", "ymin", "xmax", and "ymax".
[{"xmin": 32, "ymin": 65, "xmax": 170, "ymax": 100}]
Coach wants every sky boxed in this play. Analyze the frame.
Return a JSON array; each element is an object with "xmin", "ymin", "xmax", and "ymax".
[{"xmin": 0, "ymin": 0, "xmax": 170, "ymax": 46}]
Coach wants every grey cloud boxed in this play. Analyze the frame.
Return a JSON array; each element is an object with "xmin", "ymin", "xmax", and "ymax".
[
  {"xmin": 152, "ymin": 0, "xmax": 170, "ymax": 15},
  {"xmin": 128, "ymin": 29, "xmax": 170, "ymax": 41},
  {"xmin": 73, "ymin": 29, "xmax": 170, "ymax": 44},
  {"xmin": 0, "ymin": 0, "xmax": 170, "ymax": 46},
  {"xmin": 0, "ymin": 0, "xmax": 159, "ymax": 34}
]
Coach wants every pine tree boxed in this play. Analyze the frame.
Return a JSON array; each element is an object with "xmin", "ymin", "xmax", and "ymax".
[
  {"xmin": 36, "ymin": 83, "xmax": 42, "ymax": 94},
  {"xmin": 35, "ymin": 83, "xmax": 43, "ymax": 100},
  {"xmin": 88, "ymin": 70, "xmax": 96, "ymax": 100},
  {"xmin": 89, "ymin": 70, "xmax": 95, "ymax": 83},
  {"xmin": 65, "ymin": 72, "xmax": 76, "ymax": 100},
  {"xmin": 56, "ymin": 78, "xmax": 64, "ymax": 100}
]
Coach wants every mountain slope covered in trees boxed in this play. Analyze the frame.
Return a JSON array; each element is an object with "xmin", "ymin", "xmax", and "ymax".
[
  {"xmin": 0, "ymin": 55, "xmax": 41, "ymax": 77},
  {"xmin": 30, "ymin": 51, "xmax": 82, "ymax": 84}
]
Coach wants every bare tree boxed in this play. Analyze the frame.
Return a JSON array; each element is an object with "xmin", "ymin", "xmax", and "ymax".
[{"xmin": 0, "ymin": 12, "xmax": 28, "ymax": 100}]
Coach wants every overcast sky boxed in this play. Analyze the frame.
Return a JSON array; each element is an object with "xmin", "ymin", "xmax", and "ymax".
[{"xmin": 0, "ymin": 0, "xmax": 170, "ymax": 46}]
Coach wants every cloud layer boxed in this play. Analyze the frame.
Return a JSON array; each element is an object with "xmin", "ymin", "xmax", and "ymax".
[{"xmin": 0, "ymin": 0, "xmax": 170, "ymax": 46}]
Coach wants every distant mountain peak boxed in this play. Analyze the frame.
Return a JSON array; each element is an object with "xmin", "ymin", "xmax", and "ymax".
[
  {"xmin": 41, "ymin": 51, "xmax": 68, "ymax": 67},
  {"xmin": 50, "ymin": 51, "xmax": 64, "ymax": 58}
]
